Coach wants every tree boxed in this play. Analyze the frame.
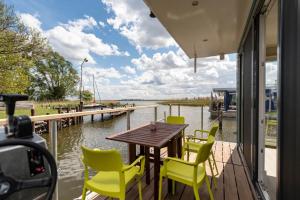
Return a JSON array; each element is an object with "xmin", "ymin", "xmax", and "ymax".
[
  {"xmin": 0, "ymin": 1, "xmax": 48, "ymax": 94},
  {"xmin": 82, "ymin": 90, "xmax": 93, "ymax": 101},
  {"xmin": 30, "ymin": 51, "xmax": 79, "ymax": 100}
]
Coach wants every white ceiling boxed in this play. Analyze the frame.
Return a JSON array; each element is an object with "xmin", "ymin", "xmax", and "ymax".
[{"xmin": 144, "ymin": 0, "xmax": 253, "ymax": 58}]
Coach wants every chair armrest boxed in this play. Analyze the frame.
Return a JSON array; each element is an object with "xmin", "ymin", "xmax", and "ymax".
[
  {"xmin": 194, "ymin": 129, "xmax": 210, "ymax": 134},
  {"xmin": 164, "ymin": 157, "xmax": 196, "ymax": 166},
  {"xmin": 186, "ymin": 136, "xmax": 207, "ymax": 142},
  {"xmin": 122, "ymin": 156, "xmax": 145, "ymax": 173}
]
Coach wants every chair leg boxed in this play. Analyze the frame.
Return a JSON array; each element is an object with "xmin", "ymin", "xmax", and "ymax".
[
  {"xmin": 158, "ymin": 175, "xmax": 163, "ymax": 200},
  {"xmin": 208, "ymin": 159, "xmax": 217, "ymax": 188},
  {"xmin": 81, "ymin": 186, "xmax": 87, "ymax": 200},
  {"xmin": 205, "ymin": 175, "xmax": 214, "ymax": 200},
  {"xmin": 138, "ymin": 179, "xmax": 143, "ymax": 200},
  {"xmin": 193, "ymin": 185, "xmax": 200, "ymax": 200},
  {"xmin": 172, "ymin": 180, "xmax": 176, "ymax": 195},
  {"xmin": 211, "ymin": 151, "xmax": 219, "ymax": 175}
]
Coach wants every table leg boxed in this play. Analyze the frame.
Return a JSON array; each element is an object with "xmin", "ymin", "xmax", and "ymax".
[
  {"xmin": 140, "ymin": 145, "xmax": 145, "ymax": 155},
  {"xmin": 128, "ymin": 144, "xmax": 136, "ymax": 163},
  {"xmin": 177, "ymin": 133, "xmax": 183, "ymax": 158},
  {"xmin": 145, "ymin": 146, "xmax": 150, "ymax": 184},
  {"xmin": 167, "ymin": 140, "xmax": 176, "ymax": 193},
  {"xmin": 154, "ymin": 147, "xmax": 160, "ymax": 200}
]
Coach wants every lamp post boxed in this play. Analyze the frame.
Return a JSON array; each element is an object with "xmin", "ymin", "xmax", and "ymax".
[{"xmin": 79, "ymin": 58, "xmax": 88, "ymax": 110}]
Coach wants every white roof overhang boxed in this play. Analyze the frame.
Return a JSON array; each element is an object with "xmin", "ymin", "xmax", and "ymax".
[{"xmin": 144, "ymin": 0, "xmax": 253, "ymax": 58}]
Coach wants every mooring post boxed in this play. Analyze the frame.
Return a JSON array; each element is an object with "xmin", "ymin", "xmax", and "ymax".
[
  {"xmin": 178, "ymin": 105, "xmax": 181, "ymax": 116},
  {"xmin": 31, "ymin": 108, "xmax": 35, "ymax": 132},
  {"xmin": 75, "ymin": 106, "xmax": 79, "ymax": 124},
  {"xmin": 67, "ymin": 107, "xmax": 70, "ymax": 127},
  {"xmin": 201, "ymin": 105, "xmax": 204, "ymax": 133},
  {"xmin": 154, "ymin": 107, "xmax": 158, "ymax": 122},
  {"xmin": 49, "ymin": 120, "xmax": 58, "ymax": 200},
  {"xmin": 127, "ymin": 110, "xmax": 136, "ymax": 162},
  {"xmin": 58, "ymin": 107, "xmax": 62, "ymax": 130},
  {"xmin": 101, "ymin": 107, "xmax": 104, "ymax": 121},
  {"xmin": 169, "ymin": 104, "xmax": 172, "ymax": 116}
]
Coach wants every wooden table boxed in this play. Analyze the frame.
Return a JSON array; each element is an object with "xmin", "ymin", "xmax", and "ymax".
[{"xmin": 106, "ymin": 122, "xmax": 188, "ymax": 200}]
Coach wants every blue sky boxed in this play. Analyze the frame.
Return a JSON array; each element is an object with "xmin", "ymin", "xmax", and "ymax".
[{"xmin": 6, "ymin": 0, "xmax": 242, "ymax": 100}]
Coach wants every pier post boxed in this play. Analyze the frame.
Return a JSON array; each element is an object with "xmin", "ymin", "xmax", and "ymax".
[
  {"xmin": 66, "ymin": 107, "xmax": 70, "ymax": 127},
  {"xmin": 49, "ymin": 120, "xmax": 58, "ymax": 200},
  {"xmin": 154, "ymin": 107, "xmax": 157, "ymax": 122},
  {"xmin": 75, "ymin": 106, "xmax": 79, "ymax": 124},
  {"xmin": 169, "ymin": 104, "xmax": 172, "ymax": 116},
  {"xmin": 127, "ymin": 110, "xmax": 136, "ymax": 162},
  {"xmin": 58, "ymin": 107, "xmax": 62, "ymax": 130},
  {"xmin": 201, "ymin": 105, "xmax": 204, "ymax": 131},
  {"xmin": 101, "ymin": 107, "xmax": 104, "ymax": 121},
  {"xmin": 178, "ymin": 105, "xmax": 181, "ymax": 116},
  {"xmin": 164, "ymin": 111, "xmax": 167, "ymax": 122},
  {"xmin": 31, "ymin": 108, "xmax": 35, "ymax": 132},
  {"xmin": 91, "ymin": 114, "xmax": 94, "ymax": 122}
]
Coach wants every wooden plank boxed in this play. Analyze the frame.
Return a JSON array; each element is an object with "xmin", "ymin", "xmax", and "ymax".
[
  {"xmin": 214, "ymin": 142, "xmax": 223, "ymax": 162},
  {"xmin": 213, "ymin": 162, "xmax": 224, "ymax": 200},
  {"xmin": 222, "ymin": 142, "xmax": 232, "ymax": 164},
  {"xmin": 180, "ymin": 185, "xmax": 194, "ymax": 199},
  {"xmin": 234, "ymin": 165, "xmax": 253, "ymax": 200},
  {"xmin": 231, "ymin": 147, "xmax": 242, "ymax": 166},
  {"xmin": 224, "ymin": 163, "xmax": 238, "ymax": 200}
]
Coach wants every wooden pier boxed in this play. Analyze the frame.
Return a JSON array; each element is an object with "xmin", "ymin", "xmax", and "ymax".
[{"xmin": 79, "ymin": 141, "xmax": 256, "ymax": 200}]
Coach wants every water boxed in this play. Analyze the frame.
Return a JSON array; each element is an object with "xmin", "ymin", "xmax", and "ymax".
[{"xmin": 42, "ymin": 101, "xmax": 236, "ymax": 199}]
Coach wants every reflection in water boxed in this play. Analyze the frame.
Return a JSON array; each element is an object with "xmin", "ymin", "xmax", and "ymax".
[{"xmin": 42, "ymin": 102, "xmax": 236, "ymax": 199}]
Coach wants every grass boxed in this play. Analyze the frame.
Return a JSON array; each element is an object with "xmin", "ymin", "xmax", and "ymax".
[
  {"xmin": 0, "ymin": 100, "xmax": 121, "ymax": 119},
  {"xmin": 158, "ymin": 97, "xmax": 211, "ymax": 107}
]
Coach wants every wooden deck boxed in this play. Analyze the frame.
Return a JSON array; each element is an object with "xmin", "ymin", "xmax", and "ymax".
[{"xmin": 80, "ymin": 141, "xmax": 256, "ymax": 200}]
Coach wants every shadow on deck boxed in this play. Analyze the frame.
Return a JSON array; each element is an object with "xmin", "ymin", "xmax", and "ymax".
[{"xmin": 80, "ymin": 141, "xmax": 256, "ymax": 200}]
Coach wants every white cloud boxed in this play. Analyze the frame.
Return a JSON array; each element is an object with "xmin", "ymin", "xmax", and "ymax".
[
  {"xmin": 45, "ymin": 16, "xmax": 129, "ymax": 64},
  {"xmin": 98, "ymin": 21, "xmax": 106, "ymax": 28},
  {"xmin": 102, "ymin": 0, "xmax": 176, "ymax": 53},
  {"xmin": 122, "ymin": 65, "xmax": 136, "ymax": 75},
  {"xmin": 19, "ymin": 14, "xmax": 129, "ymax": 64},
  {"xmin": 19, "ymin": 13, "xmax": 42, "ymax": 32}
]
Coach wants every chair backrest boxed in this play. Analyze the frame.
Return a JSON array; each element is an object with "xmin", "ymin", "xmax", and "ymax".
[
  {"xmin": 81, "ymin": 146, "xmax": 123, "ymax": 171},
  {"xmin": 209, "ymin": 124, "xmax": 219, "ymax": 137},
  {"xmin": 167, "ymin": 116, "xmax": 185, "ymax": 124},
  {"xmin": 195, "ymin": 135, "xmax": 215, "ymax": 164}
]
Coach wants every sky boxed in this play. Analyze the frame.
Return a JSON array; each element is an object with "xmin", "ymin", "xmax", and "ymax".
[{"xmin": 5, "ymin": 0, "xmax": 277, "ymax": 100}]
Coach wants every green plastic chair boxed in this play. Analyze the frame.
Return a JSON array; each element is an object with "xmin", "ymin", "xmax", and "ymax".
[
  {"xmin": 166, "ymin": 116, "xmax": 185, "ymax": 125},
  {"xmin": 81, "ymin": 146, "xmax": 145, "ymax": 200},
  {"xmin": 158, "ymin": 136, "xmax": 215, "ymax": 200},
  {"xmin": 166, "ymin": 116, "xmax": 185, "ymax": 155},
  {"xmin": 184, "ymin": 124, "xmax": 219, "ymax": 187}
]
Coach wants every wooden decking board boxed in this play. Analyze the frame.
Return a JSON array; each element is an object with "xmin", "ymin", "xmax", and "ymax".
[
  {"xmin": 222, "ymin": 142, "xmax": 232, "ymax": 164},
  {"xmin": 231, "ymin": 147, "xmax": 242, "ymax": 166},
  {"xmin": 84, "ymin": 141, "xmax": 256, "ymax": 200},
  {"xmin": 224, "ymin": 163, "xmax": 239, "ymax": 200},
  {"xmin": 213, "ymin": 162, "xmax": 225, "ymax": 200},
  {"xmin": 234, "ymin": 165, "xmax": 253, "ymax": 200}
]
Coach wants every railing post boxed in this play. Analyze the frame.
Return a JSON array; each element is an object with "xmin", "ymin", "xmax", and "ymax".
[
  {"xmin": 49, "ymin": 120, "xmax": 58, "ymax": 200},
  {"xmin": 127, "ymin": 110, "xmax": 136, "ymax": 163},
  {"xmin": 201, "ymin": 105, "xmax": 204, "ymax": 129},
  {"xmin": 154, "ymin": 107, "xmax": 158, "ymax": 122},
  {"xmin": 178, "ymin": 105, "xmax": 181, "ymax": 116},
  {"xmin": 126, "ymin": 110, "xmax": 130, "ymax": 130},
  {"xmin": 169, "ymin": 104, "xmax": 172, "ymax": 116}
]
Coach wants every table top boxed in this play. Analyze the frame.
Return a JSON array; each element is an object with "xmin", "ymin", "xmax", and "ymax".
[{"xmin": 106, "ymin": 122, "xmax": 188, "ymax": 148}]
